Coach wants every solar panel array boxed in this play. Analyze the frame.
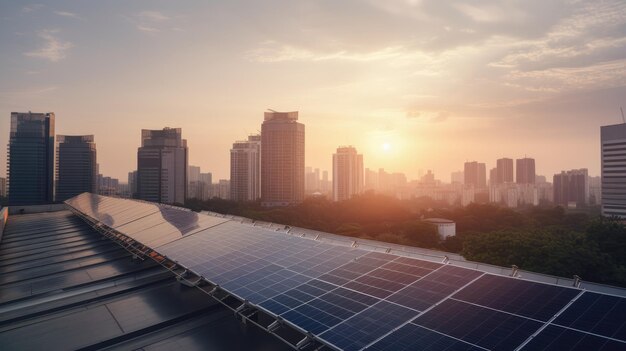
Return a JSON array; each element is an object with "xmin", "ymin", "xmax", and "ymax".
[{"xmin": 66, "ymin": 193, "xmax": 626, "ymax": 351}]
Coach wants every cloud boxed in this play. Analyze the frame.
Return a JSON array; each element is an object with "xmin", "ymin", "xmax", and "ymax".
[
  {"xmin": 131, "ymin": 10, "xmax": 179, "ymax": 33},
  {"xmin": 22, "ymin": 4, "xmax": 44, "ymax": 13},
  {"xmin": 54, "ymin": 11, "xmax": 81, "ymax": 19},
  {"xmin": 138, "ymin": 11, "xmax": 169, "ymax": 22},
  {"xmin": 406, "ymin": 110, "xmax": 450, "ymax": 122},
  {"xmin": 136, "ymin": 25, "xmax": 160, "ymax": 33},
  {"xmin": 246, "ymin": 42, "xmax": 407, "ymax": 63},
  {"xmin": 487, "ymin": 0, "xmax": 626, "ymax": 93},
  {"xmin": 23, "ymin": 30, "xmax": 73, "ymax": 62}
]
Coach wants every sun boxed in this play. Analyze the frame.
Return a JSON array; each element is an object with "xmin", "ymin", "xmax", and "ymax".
[{"xmin": 382, "ymin": 142, "xmax": 391, "ymax": 151}]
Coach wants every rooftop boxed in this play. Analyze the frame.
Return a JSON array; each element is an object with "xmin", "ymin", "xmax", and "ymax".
[
  {"xmin": 423, "ymin": 218, "xmax": 455, "ymax": 224},
  {"xmin": 0, "ymin": 209, "xmax": 289, "ymax": 351},
  {"xmin": 3, "ymin": 194, "xmax": 626, "ymax": 351}
]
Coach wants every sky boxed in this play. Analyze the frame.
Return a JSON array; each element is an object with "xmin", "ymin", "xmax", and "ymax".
[{"xmin": 1, "ymin": 0, "xmax": 625, "ymax": 182}]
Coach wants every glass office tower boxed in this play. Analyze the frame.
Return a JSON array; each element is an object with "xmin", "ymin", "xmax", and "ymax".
[
  {"xmin": 8, "ymin": 112, "xmax": 55, "ymax": 205},
  {"xmin": 55, "ymin": 135, "xmax": 97, "ymax": 201}
]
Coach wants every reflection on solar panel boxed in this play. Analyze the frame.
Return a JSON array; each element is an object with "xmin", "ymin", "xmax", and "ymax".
[{"xmin": 65, "ymin": 193, "xmax": 626, "ymax": 351}]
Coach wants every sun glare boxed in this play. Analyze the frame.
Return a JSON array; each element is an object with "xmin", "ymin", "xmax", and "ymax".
[{"xmin": 382, "ymin": 142, "xmax": 391, "ymax": 151}]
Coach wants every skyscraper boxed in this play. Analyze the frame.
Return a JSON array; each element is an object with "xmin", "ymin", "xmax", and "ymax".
[
  {"xmin": 187, "ymin": 165, "xmax": 201, "ymax": 199},
  {"xmin": 230, "ymin": 134, "xmax": 261, "ymax": 201},
  {"xmin": 496, "ymin": 158, "xmax": 514, "ymax": 184},
  {"xmin": 128, "ymin": 171, "xmax": 137, "ymax": 198},
  {"xmin": 261, "ymin": 110, "xmax": 305, "ymax": 206},
  {"xmin": 489, "ymin": 168, "xmax": 497, "ymax": 186},
  {"xmin": 0, "ymin": 177, "xmax": 6, "ymax": 198},
  {"xmin": 137, "ymin": 127, "xmax": 188, "ymax": 204},
  {"xmin": 601, "ymin": 123, "xmax": 626, "ymax": 217},
  {"xmin": 464, "ymin": 161, "xmax": 486, "ymax": 188},
  {"xmin": 55, "ymin": 135, "xmax": 97, "ymax": 201},
  {"xmin": 7, "ymin": 112, "xmax": 55, "ymax": 205},
  {"xmin": 332, "ymin": 146, "xmax": 363, "ymax": 201},
  {"xmin": 553, "ymin": 169, "xmax": 589, "ymax": 207},
  {"xmin": 305, "ymin": 167, "xmax": 321, "ymax": 194},
  {"xmin": 516, "ymin": 158, "xmax": 536, "ymax": 184},
  {"xmin": 450, "ymin": 171, "xmax": 464, "ymax": 184}
]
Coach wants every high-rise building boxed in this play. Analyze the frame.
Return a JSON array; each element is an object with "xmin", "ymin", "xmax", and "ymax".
[
  {"xmin": 213, "ymin": 179, "xmax": 231, "ymax": 200},
  {"xmin": 187, "ymin": 165, "xmax": 201, "ymax": 199},
  {"xmin": 321, "ymin": 170, "xmax": 331, "ymax": 196},
  {"xmin": 450, "ymin": 171, "xmax": 464, "ymax": 184},
  {"xmin": 198, "ymin": 172, "xmax": 213, "ymax": 200},
  {"xmin": 55, "ymin": 135, "xmax": 97, "ymax": 201},
  {"xmin": 97, "ymin": 174, "xmax": 120, "ymax": 196},
  {"xmin": 464, "ymin": 161, "xmax": 486, "ymax": 188},
  {"xmin": 516, "ymin": 158, "xmax": 536, "ymax": 184},
  {"xmin": 137, "ymin": 128, "xmax": 188, "ymax": 204},
  {"xmin": 589, "ymin": 176, "xmax": 602, "ymax": 206},
  {"xmin": 489, "ymin": 168, "xmax": 497, "ymax": 186},
  {"xmin": 332, "ymin": 146, "xmax": 363, "ymax": 201},
  {"xmin": 128, "ymin": 171, "xmax": 137, "ymax": 198},
  {"xmin": 421, "ymin": 170, "xmax": 436, "ymax": 186},
  {"xmin": 496, "ymin": 158, "xmax": 514, "ymax": 184},
  {"xmin": 553, "ymin": 169, "xmax": 589, "ymax": 207},
  {"xmin": 305, "ymin": 167, "xmax": 322, "ymax": 194},
  {"xmin": 364, "ymin": 168, "xmax": 379, "ymax": 191},
  {"xmin": 0, "ymin": 177, "xmax": 6, "ymax": 198},
  {"xmin": 261, "ymin": 110, "xmax": 305, "ymax": 206},
  {"xmin": 601, "ymin": 123, "xmax": 626, "ymax": 217},
  {"xmin": 230, "ymin": 134, "xmax": 261, "ymax": 201},
  {"xmin": 7, "ymin": 112, "xmax": 55, "ymax": 205}
]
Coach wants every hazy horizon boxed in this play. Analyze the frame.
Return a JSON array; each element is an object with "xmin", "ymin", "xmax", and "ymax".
[{"xmin": 2, "ymin": 1, "xmax": 625, "ymax": 181}]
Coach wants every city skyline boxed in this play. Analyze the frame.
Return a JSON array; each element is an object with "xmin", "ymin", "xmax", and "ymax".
[{"xmin": 1, "ymin": 1, "xmax": 625, "ymax": 181}]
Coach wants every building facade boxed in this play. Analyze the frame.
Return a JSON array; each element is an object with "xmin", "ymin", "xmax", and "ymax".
[
  {"xmin": 332, "ymin": 146, "xmax": 363, "ymax": 201},
  {"xmin": 137, "ymin": 128, "xmax": 188, "ymax": 204},
  {"xmin": 516, "ymin": 158, "xmax": 536, "ymax": 184},
  {"xmin": 496, "ymin": 158, "xmax": 514, "ymax": 184},
  {"xmin": 55, "ymin": 135, "xmax": 97, "ymax": 201},
  {"xmin": 230, "ymin": 135, "xmax": 261, "ymax": 201},
  {"xmin": 601, "ymin": 123, "xmax": 626, "ymax": 217},
  {"xmin": 187, "ymin": 165, "xmax": 201, "ymax": 198},
  {"xmin": 464, "ymin": 161, "xmax": 486, "ymax": 188},
  {"xmin": 553, "ymin": 169, "xmax": 589, "ymax": 208},
  {"xmin": 7, "ymin": 112, "xmax": 55, "ymax": 205},
  {"xmin": 261, "ymin": 111, "xmax": 305, "ymax": 206},
  {"xmin": 0, "ymin": 177, "xmax": 6, "ymax": 198},
  {"xmin": 128, "ymin": 171, "xmax": 137, "ymax": 198},
  {"xmin": 450, "ymin": 171, "xmax": 464, "ymax": 184}
]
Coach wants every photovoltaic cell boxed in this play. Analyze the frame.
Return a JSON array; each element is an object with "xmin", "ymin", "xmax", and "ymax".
[
  {"xmin": 366, "ymin": 323, "xmax": 483, "ymax": 351},
  {"xmin": 394, "ymin": 256, "xmax": 443, "ymax": 270},
  {"xmin": 320, "ymin": 301, "xmax": 419, "ymax": 351},
  {"xmin": 452, "ymin": 274, "xmax": 580, "ymax": 321},
  {"xmin": 554, "ymin": 292, "xmax": 626, "ymax": 341},
  {"xmin": 385, "ymin": 266, "xmax": 483, "ymax": 311},
  {"xmin": 413, "ymin": 299, "xmax": 543, "ymax": 351},
  {"xmin": 520, "ymin": 325, "xmax": 626, "ymax": 351}
]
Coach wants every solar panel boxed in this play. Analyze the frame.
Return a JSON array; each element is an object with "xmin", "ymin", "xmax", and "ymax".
[
  {"xmin": 452, "ymin": 274, "xmax": 581, "ymax": 321},
  {"xmin": 520, "ymin": 325, "xmax": 626, "ymax": 351},
  {"xmin": 553, "ymin": 292, "xmax": 626, "ymax": 342},
  {"xmin": 320, "ymin": 301, "xmax": 419, "ymax": 351},
  {"xmin": 412, "ymin": 299, "xmax": 543, "ymax": 351},
  {"xmin": 65, "ymin": 194, "xmax": 626, "ymax": 351},
  {"xmin": 366, "ymin": 323, "xmax": 483, "ymax": 351},
  {"xmin": 385, "ymin": 266, "xmax": 483, "ymax": 312}
]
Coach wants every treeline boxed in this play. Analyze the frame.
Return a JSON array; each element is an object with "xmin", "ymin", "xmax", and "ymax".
[{"xmin": 185, "ymin": 193, "xmax": 626, "ymax": 287}]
